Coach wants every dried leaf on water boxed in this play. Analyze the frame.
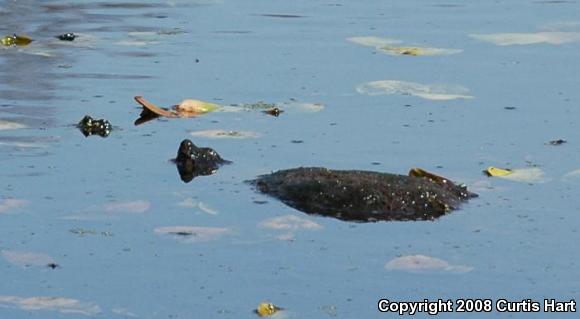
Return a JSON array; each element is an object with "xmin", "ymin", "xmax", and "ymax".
[
  {"xmin": 1, "ymin": 34, "xmax": 33, "ymax": 46},
  {"xmin": 385, "ymin": 255, "xmax": 473, "ymax": 273},
  {"xmin": 357, "ymin": 80, "xmax": 473, "ymax": 101},
  {"xmin": 255, "ymin": 303, "xmax": 283, "ymax": 317},
  {"xmin": 134, "ymin": 96, "xmax": 221, "ymax": 124}
]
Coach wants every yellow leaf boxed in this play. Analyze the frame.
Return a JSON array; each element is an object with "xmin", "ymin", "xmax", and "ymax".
[
  {"xmin": 1, "ymin": 34, "xmax": 33, "ymax": 46},
  {"xmin": 382, "ymin": 46, "xmax": 422, "ymax": 56},
  {"xmin": 175, "ymin": 99, "xmax": 220, "ymax": 114},
  {"xmin": 484, "ymin": 166, "xmax": 512, "ymax": 177},
  {"xmin": 255, "ymin": 303, "xmax": 282, "ymax": 317}
]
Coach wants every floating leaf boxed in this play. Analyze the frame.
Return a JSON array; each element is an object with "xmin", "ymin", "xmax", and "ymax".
[
  {"xmin": 348, "ymin": 36, "xmax": 461, "ymax": 56},
  {"xmin": 1, "ymin": 34, "xmax": 33, "ymax": 47},
  {"xmin": 189, "ymin": 129, "xmax": 261, "ymax": 139},
  {"xmin": 255, "ymin": 303, "xmax": 283, "ymax": 317},
  {"xmin": 357, "ymin": 80, "xmax": 473, "ymax": 101},
  {"xmin": 484, "ymin": 166, "xmax": 512, "ymax": 177},
  {"xmin": 175, "ymin": 99, "xmax": 221, "ymax": 114},
  {"xmin": 485, "ymin": 167, "xmax": 549, "ymax": 183},
  {"xmin": 385, "ymin": 255, "xmax": 473, "ymax": 273},
  {"xmin": 470, "ymin": 32, "xmax": 580, "ymax": 45}
]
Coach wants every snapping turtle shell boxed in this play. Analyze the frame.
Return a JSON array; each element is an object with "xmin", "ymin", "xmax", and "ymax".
[{"xmin": 253, "ymin": 167, "xmax": 477, "ymax": 222}]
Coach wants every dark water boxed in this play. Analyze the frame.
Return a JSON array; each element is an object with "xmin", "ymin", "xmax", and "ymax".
[{"xmin": 1, "ymin": 0, "xmax": 579, "ymax": 318}]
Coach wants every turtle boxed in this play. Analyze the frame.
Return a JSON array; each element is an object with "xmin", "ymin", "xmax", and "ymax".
[
  {"xmin": 173, "ymin": 139, "xmax": 231, "ymax": 183},
  {"xmin": 251, "ymin": 167, "xmax": 477, "ymax": 222},
  {"xmin": 77, "ymin": 115, "xmax": 112, "ymax": 137}
]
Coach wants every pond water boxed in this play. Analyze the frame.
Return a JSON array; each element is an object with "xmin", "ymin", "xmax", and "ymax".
[{"xmin": 1, "ymin": 0, "xmax": 579, "ymax": 318}]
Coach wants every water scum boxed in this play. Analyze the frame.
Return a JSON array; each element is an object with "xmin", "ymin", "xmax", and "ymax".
[
  {"xmin": 347, "ymin": 36, "xmax": 462, "ymax": 56},
  {"xmin": 470, "ymin": 31, "xmax": 580, "ymax": 45},
  {"xmin": 154, "ymin": 226, "xmax": 230, "ymax": 243},
  {"xmin": 1, "ymin": 250, "xmax": 55, "ymax": 268},
  {"xmin": 356, "ymin": 80, "xmax": 473, "ymax": 101},
  {"xmin": 0, "ymin": 296, "xmax": 101, "ymax": 315},
  {"xmin": 384, "ymin": 255, "xmax": 473, "ymax": 273}
]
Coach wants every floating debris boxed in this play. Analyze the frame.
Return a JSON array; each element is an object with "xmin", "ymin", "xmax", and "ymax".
[
  {"xmin": 347, "ymin": 36, "xmax": 462, "ymax": 56},
  {"xmin": 470, "ymin": 32, "xmax": 580, "ymax": 45},
  {"xmin": 77, "ymin": 115, "xmax": 111, "ymax": 137},
  {"xmin": 251, "ymin": 167, "xmax": 476, "ymax": 222},
  {"xmin": 357, "ymin": 80, "xmax": 473, "ymax": 101},
  {"xmin": 0, "ymin": 295, "xmax": 101, "ymax": 315},
  {"xmin": 485, "ymin": 166, "xmax": 548, "ymax": 183},
  {"xmin": 134, "ymin": 96, "xmax": 220, "ymax": 125},
  {"xmin": 56, "ymin": 33, "xmax": 76, "ymax": 41},
  {"xmin": 0, "ymin": 120, "xmax": 27, "ymax": 131},
  {"xmin": 177, "ymin": 198, "xmax": 218, "ymax": 215},
  {"xmin": 258, "ymin": 215, "xmax": 322, "ymax": 231},
  {"xmin": 173, "ymin": 139, "xmax": 231, "ymax": 183},
  {"xmin": 1, "ymin": 34, "xmax": 33, "ymax": 47},
  {"xmin": 547, "ymin": 139, "xmax": 566, "ymax": 146},
  {"xmin": 385, "ymin": 255, "xmax": 473, "ymax": 273},
  {"xmin": 103, "ymin": 200, "xmax": 150, "ymax": 214},
  {"xmin": 263, "ymin": 107, "xmax": 283, "ymax": 117},
  {"xmin": 243, "ymin": 101, "xmax": 278, "ymax": 110},
  {"xmin": 1, "ymin": 250, "xmax": 55, "ymax": 268},
  {"xmin": 484, "ymin": 166, "xmax": 512, "ymax": 177},
  {"xmin": 563, "ymin": 169, "xmax": 580, "ymax": 182},
  {"xmin": 0, "ymin": 199, "xmax": 29, "ymax": 214},
  {"xmin": 255, "ymin": 303, "xmax": 283, "ymax": 317},
  {"xmin": 154, "ymin": 226, "xmax": 229, "ymax": 242},
  {"xmin": 189, "ymin": 129, "xmax": 261, "ymax": 139},
  {"xmin": 69, "ymin": 228, "xmax": 113, "ymax": 237}
]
